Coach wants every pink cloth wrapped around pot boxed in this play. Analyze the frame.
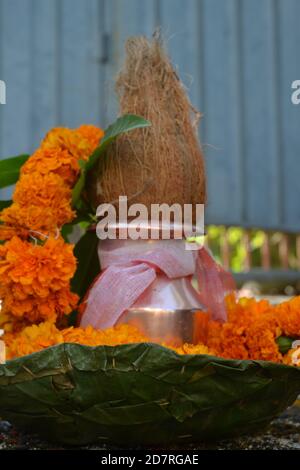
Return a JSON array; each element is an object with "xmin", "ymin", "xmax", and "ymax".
[{"xmin": 80, "ymin": 239, "xmax": 236, "ymax": 330}]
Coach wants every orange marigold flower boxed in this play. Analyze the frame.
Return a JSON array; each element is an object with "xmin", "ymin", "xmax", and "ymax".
[
  {"xmin": 0, "ymin": 224, "xmax": 28, "ymax": 241},
  {"xmin": 4, "ymin": 322, "xmax": 214, "ymax": 360},
  {"xmin": 283, "ymin": 345, "xmax": 300, "ymax": 367},
  {"xmin": 0, "ymin": 236, "xmax": 78, "ymax": 325},
  {"xmin": 62, "ymin": 323, "xmax": 149, "ymax": 347},
  {"xmin": 245, "ymin": 316, "xmax": 282, "ymax": 362},
  {"xmin": 4, "ymin": 322, "xmax": 148, "ymax": 359},
  {"xmin": 4, "ymin": 293, "xmax": 300, "ymax": 363},
  {"xmin": 1, "ymin": 173, "xmax": 75, "ymax": 232},
  {"xmin": 5, "ymin": 321, "xmax": 64, "ymax": 359},
  {"xmin": 274, "ymin": 296, "xmax": 300, "ymax": 337},
  {"xmin": 21, "ymin": 147, "xmax": 80, "ymax": 186},
  {"xmin": 207, "ymin": 321, "xmax": 249, "ymax": 360},
  {"xmin": 170, "ymin": 343, "xmax": 213, "ymax": 355},
  {"xmin": 207, "ymin": 295, "xmax": 283, "ymax": 363},
  {"xmin": 42, "ymin": 125, "xmax": 104, "ymax": 162},
  {"xmin": 76, "ymin": 124, "xmax": 104, "ymax": 150}
]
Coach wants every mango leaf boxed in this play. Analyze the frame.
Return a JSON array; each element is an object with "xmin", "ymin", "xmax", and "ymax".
[
  {"xmin": 85, "ymin": 114, "xmax": 151, "ymax": 171},
  {"xmin": 0, "ymin": 154, "xmax": 29, "ymax": 188},
  {"xmin": 61, "ymin": 224, "xmax": 75, "ymax": 243},
  {"xmin": 71, "ymin": 230, "xmax": 100, "ymax": 300},
  {"xmin": 71, "ymin": 171, "xmax": 86, "ymax": 207},
  {"xmin": 0, "ymin": 199, "xmax": 12, "ymax": 211},
  {"xmin": 61, "ymin": 217, "xmax": 93, "ymax": 243},
  {"xmin": 72, "ymin": 115, "xmax": 150, "ymax": 208}
]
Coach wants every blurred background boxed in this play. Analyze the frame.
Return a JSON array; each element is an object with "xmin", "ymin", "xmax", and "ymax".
[{"xmin": 0, "ymin": 0, "xmax": 300, "ymax": 293}]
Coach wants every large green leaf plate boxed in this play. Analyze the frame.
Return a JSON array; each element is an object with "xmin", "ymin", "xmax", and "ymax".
[{"xmin": 0, "ymin": 342, "xmax": 300, "ymax": 446}]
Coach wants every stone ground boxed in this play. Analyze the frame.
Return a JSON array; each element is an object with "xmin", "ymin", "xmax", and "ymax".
[{"xmin": 1, "ymin": 405, "xmax": 300, "ymax": 450}]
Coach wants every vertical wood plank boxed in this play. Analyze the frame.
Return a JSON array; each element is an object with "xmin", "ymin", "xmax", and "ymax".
[
  {"xmin": 243, "ymin": 230, "xmax": 251, "ymax": 271},
  {"xmin": 261, "ymin": 232, "xmax": 271, "ymax": 270},
  {"xmin": 0, "ymin": 0, "xmax": 32, "ymax": 199},
  {"xmin": 104, "ymin": 0, "xmax": 157, "ymax": 124},
  {"xmin": 158, "ymin": 0, "xmax": 202, "ymax": 108},
  {"xmin": 277, "ymin": 0, "xmax": 300, "ymax": 232},
  {"xmin": 1, "ymin": 0, "xmax": 32, "ymax": 155},
  {"xmin": 221, "ymin": 228, "xmax": 230, "ymax": 269},
  {"xmin": 241, "ymin": 0, "xmax": 281, "ymax": 229},
  {"xmin": 202, "ymin": 0, "xmax": 243, "ymax": 226},
  {"xmin": 60, "ymin": 0, "xmax": 105, "ymax": 127},
  {"xmin": 31, "ymin": 0, "xmax": 58, "ymax": 147},
  {"xmin": 279, "ymin": 233, "xmax": 289, "ymax": 270}
]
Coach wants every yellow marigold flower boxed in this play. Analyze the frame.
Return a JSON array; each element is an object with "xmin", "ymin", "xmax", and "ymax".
[
  {"xmin": 5, "ymin": 321, "xmax": 64, "ymax": 359},
  {"xmin": 62, "ymin": 323, "xmax": 149, "ymax": 347},
  {"xmin": 170, "ymin": 343, "xmax": 213, "ymax": 355},
  {"xmin": 4, "ymin": 322, "xmax": 147, "ymax": 359},
  {"xmin": 4, "ymin": 322, "xmax": 213, "ymax": 360}
]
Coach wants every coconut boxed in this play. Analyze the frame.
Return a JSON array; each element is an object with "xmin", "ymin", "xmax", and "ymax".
[{"xmin": 88, "ymin": 35, "xmax": 206, "ymax": 222}]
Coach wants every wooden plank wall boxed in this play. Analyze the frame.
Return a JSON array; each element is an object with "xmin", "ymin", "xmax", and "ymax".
[{"xmin": 0, "ymin": 0, "xmax": 299, "ymax": 232}]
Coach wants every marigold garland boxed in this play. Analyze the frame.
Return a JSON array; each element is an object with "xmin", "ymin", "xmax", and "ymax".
[
  {"xmin": 206, "ymin": 294, "xmax": 300, "ymax": 365},
  {"xmin": 1, "ymin": 125, "xmax": 103, "ymax": 237},
  {"xmin": 0, "ymin": 124, "xmax": 104, "ymax": 332},
  {"xmin": 3, "ymin": 294, "xmax": 300, "ymax": 366},
  {"xmin": 3, "ymin": 321, "xmax": 212, "ymax": 360}
]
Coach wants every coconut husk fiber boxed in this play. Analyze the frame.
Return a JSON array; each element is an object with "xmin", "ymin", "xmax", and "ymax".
[{"xmin": 88, "ymin": 35, "xmax": 206, "ymax": 222}]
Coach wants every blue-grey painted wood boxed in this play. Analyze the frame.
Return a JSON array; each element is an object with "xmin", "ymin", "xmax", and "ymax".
[
  {"xmin": 277, "ymin": 0, "xmax": 300, "ymax": 232},
  {"xmin": 0, "ymin": 0, "xmax": 299, "ymax": 232},
  {"xmin": 60, "ymin": 0, "xmax": 105, "ymax": 127},
  {"xmin": 31, "ymin": 0, "xmax": 59, "ymax": 148},
  {"xmin": 241, "ymin": 0, "xmax": 281, "ymax": 230},
  {"xmin": 201, "ymin": 0, "xmax": 243, "ymax": 226},
  {"xmin": 103, "ymin": 0, "xmax": 157, "ymax": 124},
  {"xmin": 158, "ymin": 0, "xmax": 202, "ymax": 108},
  {"xmin": 1, "ymin": 0, "xmax": 32, "ymax": 155},
  {"xmin": 0, "ymin": 0, "xmax": 32, "ymax": 199}
]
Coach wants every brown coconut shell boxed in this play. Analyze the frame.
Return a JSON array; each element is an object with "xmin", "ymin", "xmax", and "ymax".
[{"xmin": 88, "ymin": 35, "xmax": 206, "ymax": 220}]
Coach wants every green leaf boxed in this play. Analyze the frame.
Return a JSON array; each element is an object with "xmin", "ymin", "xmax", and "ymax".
[
  {"xmin": 71, "ymin": 230, "xmax": 100, "ymax": 300},
  {"xmin": 0, "ymin": 154, "xmax": 30, "ymax": 188},
  {"xmin": 61, "ymin": 224, "xmax": 75, "ymax": 243},
  {"xmin": 0, "ymin": 199, "xmax": 12, "ymax": 210},
  {"xmin": 71, "ymin": 171, "xmax": 86, "ymax": 207},
  {"xmin": 86, "ymin": 114, "xmax": 151, "ymax": 171},
  {"xmin": 1, "ymin": 343, "xmax": 300, "ymax": 446},
  {"xmin": 71, "ymin": 115, "xmax": 151, "ymax": 207},
  {"xmin": 276, "ymin": 336, "xmax": 296, "ymax": 354}
]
